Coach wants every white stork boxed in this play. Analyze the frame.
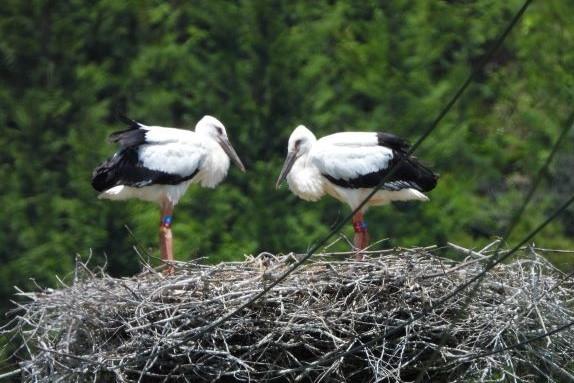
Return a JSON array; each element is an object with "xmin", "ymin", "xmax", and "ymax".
[
  {"xmin": 276, "ymin": 125, "xmax": 438, "ymax": 253},
  {"xmin": 92, "ymin": 115, "xmax": 245, "ymax": 265}
]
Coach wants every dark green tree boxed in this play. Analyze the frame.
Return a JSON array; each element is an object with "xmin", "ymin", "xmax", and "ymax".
[{"xmin": 1, "ymin": 6, "xmax": 573, "ymax": 374}]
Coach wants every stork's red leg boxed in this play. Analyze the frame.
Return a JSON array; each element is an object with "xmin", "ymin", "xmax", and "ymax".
[
  {"xmin": 352, "ymin": 212, "xmax": 369, "ymax": 259},
  {"xmin": 159, "ymin": 201, "xmax": 174, "ymax": 273}
]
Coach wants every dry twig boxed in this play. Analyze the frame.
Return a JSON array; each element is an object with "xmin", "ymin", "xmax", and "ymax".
[{"xmin": 3, "ymin": 244, "xmax": 574, "ymax": 382}]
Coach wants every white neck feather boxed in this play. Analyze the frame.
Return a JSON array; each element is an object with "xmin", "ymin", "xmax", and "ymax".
[
  {"xmin": 198, "ymin": 143, "xmax": 230, "ymax": 188},
  {"xmin": 286, "ymin": 154, "xmax": 324, "ymax": 201}
]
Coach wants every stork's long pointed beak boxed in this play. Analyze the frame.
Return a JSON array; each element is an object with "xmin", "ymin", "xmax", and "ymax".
[
  {"xmin": 219, "ymin": 137, "xmax": 246, "ymax": 172},
  {"xmin": 275, "ymin": 150, "xmax": 297, "ymax": 189}
]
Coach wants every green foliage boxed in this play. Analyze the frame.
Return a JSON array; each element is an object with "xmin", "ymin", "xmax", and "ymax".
[{"xmin": 1, "ymin": 0, "xmax": 573, "ymax": 326}]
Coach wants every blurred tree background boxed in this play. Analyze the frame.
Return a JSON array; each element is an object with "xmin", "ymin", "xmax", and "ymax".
[{"xmin": 1, "ymin": 0, "xmax": 573, "ymax": 367}]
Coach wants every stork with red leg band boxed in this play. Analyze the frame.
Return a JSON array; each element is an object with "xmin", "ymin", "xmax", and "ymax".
[{"xmin": 276, "ymin": 125, "xmax": 438, "ymax": 261}]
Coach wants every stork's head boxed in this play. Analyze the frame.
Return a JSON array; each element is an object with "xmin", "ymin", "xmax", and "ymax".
[
  {"xmin": 195, "ymin": 115, "xmax": 246, "ymax": 172},
  {"xmin": 276, "ymin": 125, "xmax": 317, "ymax": 189},
  {"xmin": 287, "ymin": 125, "xmax": 316, "ymax": 155}
]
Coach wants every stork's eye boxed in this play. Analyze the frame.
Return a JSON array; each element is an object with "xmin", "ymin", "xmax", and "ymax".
[
  {"xmin": 216, "ymin": 127, "xmax": 223, "ymax": 135},
  {"xmin": 294, "ymin": 139, "xmax": 302, "ymax": 148}
]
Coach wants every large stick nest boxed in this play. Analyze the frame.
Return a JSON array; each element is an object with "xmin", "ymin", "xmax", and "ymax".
[{"xmin": 6, "ymin": 244, "xmax": 574, "ymax": 382}]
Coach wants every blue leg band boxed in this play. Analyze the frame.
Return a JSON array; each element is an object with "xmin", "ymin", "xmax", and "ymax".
[{"xmin": 161, "ymin": 215, "xmax": 173, "ymax": 228}]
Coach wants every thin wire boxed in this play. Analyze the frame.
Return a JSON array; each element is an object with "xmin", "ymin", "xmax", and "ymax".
[
  {"xmin": 174, "ymin": 0, "xmax": 534, "ymax": 345},
  {"xmin": 412, "ymin": 110, "xmax": 574, "ymax": 382},
  {"xmin": 528, "ymin": 349, "xmax": 574, "ymax": 383},
  {"xmin": 465, "ymin": 320, "xmax": 574, "ymax": 361},
  {"xmin": 289, "ymin": 191, "xmax": 574, "ymax": 376},
  {"xmin": 480, "ymin": 114, "xmax": 574, "ymax": 272},
  {"xmin": 118, "ymin": 0, "xmax": 534, "ymax": 365}
]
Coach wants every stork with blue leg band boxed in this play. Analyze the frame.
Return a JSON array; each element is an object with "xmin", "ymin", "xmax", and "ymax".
[{"xmin": 159, "ymin": 201, "xmax": 174, "ymax": 270}]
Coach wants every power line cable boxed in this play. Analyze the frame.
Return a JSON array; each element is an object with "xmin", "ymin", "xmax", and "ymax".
[
  {"xmin": 413, "ymin": 109, "xmax": 574, "ymax": 382},
  {"xmin": 288, "ymin": 191, "xmax": 574, "ymax": 378},
  {"xmin": 176, "ymin": 0, "xmax": 534, "ymax": 344},
  {"xmin": 120, "ymin": 0, "xmax": 534, "ymax": 366},
  {"xmin": 465, "ymin": 320, "xmax": 574, "ymax": 362}
]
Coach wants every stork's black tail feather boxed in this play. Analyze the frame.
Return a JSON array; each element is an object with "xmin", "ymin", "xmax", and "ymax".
[
  {"xmin": 91, "ymin": 159, "xmax": 115, "ymax": 192},
  {"xmin": 108, "ymin": 116, "xmax": 147, "ymax": 148},
  {"xmin": 377, "ymin": 132, "xmax": 410, "ymax": 153},
  {"xmin": 91, "ymin": 151, "xmax": 127, "ymax": 192},
  {"xmin": 117, "ymin": 114, "xmax": 140, "ymax": 129},
  {"xmin": 376, "ymin": 131, "xmax": 438, "ymax": 191},
  {"xmin": 403, "ymin": 157, "xmax": 439, "ymax": 192}
]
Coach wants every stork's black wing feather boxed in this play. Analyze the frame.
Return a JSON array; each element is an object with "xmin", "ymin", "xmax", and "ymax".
[
  {"xmin": 323, "ymin": 154, "xmax": 438, "ymax": 191},
  {"xmin": 321, "ymin": 133, "xmax": 437, "ymax": 192},
  {"xmin": 91, "ymin": 148, "xmax": 199, "ymax": 192}
]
